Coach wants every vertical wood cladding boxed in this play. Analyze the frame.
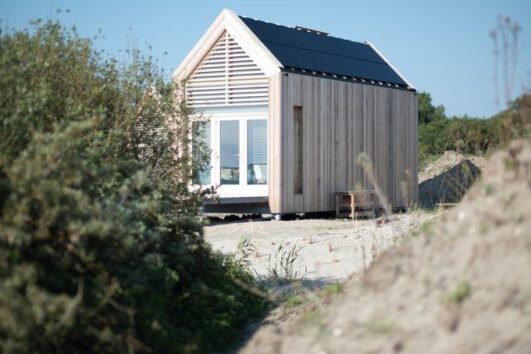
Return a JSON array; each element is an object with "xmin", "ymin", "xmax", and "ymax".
[{"xmin": 268, "ymin": 72, "xmax": 418, "ymax": 213}]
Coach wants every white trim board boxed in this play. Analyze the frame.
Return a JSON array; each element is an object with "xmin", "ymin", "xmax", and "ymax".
[
  {"xmin": 173, "ymin": 8, "xmax": 281, "ymax": 83},
  {"xmin": 192, "ymin": 114, "xmax": 269, "ymax": 198},
  {"xmin": 194, "ymin": 105, "xmax": 268, "ymax": 117}
]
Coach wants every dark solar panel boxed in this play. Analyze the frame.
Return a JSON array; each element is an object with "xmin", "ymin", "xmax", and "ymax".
[{"xmin": 240, "ymin": 16, "xmax": 408, "ymax": 87}]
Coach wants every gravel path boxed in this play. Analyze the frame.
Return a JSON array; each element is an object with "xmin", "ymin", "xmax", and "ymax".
[{"xmin": 204, "ymin": 212, "xmax": 436, "ymax": 283}]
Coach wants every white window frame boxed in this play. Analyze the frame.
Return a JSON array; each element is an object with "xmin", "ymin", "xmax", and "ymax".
[{"xmin": 192, "ymin": 111, "xmax": 268, "ymax": 198}]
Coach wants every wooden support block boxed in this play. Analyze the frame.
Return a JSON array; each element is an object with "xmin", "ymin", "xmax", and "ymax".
[
  {"xmin": 335, "ymin": 192, "xmax": 352, "ymax": 217},
  {"xmin": 335, "ymin": 190, "xmax": 376, "ymax": 219},
  {"xmin": 349, "ymin": 190, "xmax": 376, "ymax": 220}
]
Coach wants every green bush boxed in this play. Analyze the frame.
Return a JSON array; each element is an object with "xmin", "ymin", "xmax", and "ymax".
[
  {"xmin": 0, "ymin": 20, "xmax": 267, "ymax": 354},
  {"xmin": 418, "ymin": 91, "xmax": 530, "ymax": 167},
  {"xmin": 418, "ymin": 92, "xmax": 446, "ymax": 125}
]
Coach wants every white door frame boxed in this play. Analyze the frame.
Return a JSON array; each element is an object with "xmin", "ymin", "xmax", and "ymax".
[{"xmin": 194, "ymin": 111, "xmax": 268, "ymax": 198}]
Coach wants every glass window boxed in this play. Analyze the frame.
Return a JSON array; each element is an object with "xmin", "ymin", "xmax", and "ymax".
[
  {"xmin": 247, "ymin": 120, "xmax": 267, "ymax": 185},
  {"xmin": 192, "ymin": 121, "xmax": 211, "ymax": 185},
  {"xmin": 220, "ymin": 120, "xmax": 239, "ymax": 184}
]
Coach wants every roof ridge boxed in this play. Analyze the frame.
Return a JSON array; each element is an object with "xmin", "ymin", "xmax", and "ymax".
[{"xmin": 238, "ymin": 15, "xmax": 368, "ymax": 47}]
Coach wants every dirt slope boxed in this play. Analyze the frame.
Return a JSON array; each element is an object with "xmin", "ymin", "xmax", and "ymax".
[
  {"xmin": 239, "ymin": 140, "xmax": 531, "ymax": 354},
  {"xmin": 419, "ymin": 151, "xmax": 487, "ymax": 183},
  {"xmin": 418, "ymin": 159, "xmax": 481, "ymax": 208}
]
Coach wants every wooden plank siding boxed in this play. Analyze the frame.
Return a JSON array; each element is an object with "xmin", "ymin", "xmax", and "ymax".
[
  {"xmin": 267, "ymin": 72, "xmax": 282, "ymax": 213},
  {"xmin": 269, "ymin": 72, "xmax": 418, "ymax": 214}
]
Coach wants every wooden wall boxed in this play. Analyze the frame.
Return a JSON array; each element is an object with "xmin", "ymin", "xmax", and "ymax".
[
  {"xmin": 267, "ymin": 72, "xmax": 283, "ymax": 213},
  {"xmin": 268, "ymin": 72, "xmax": 418, "ymax": 214}
]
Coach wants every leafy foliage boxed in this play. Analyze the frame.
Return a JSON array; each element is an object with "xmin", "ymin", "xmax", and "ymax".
[
  {"xmin": 0, "ymin": 20, "xmax": 267, "ymax": 354},
  {"xmin": 418, "ymin": 91, "xmax": 530, "ymax": 165},
  {"xmin": 418, "ymin": 92, "xmax": 446, "ymax": 125}
]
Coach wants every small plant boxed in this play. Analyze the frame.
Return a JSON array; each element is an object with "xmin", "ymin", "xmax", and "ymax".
[
  {"xmin": 321, "ymin": 281, "xmax": 344, "ymax": 298},
  {"xmin": 410, "ymin": 220, "xmax": 433, "ymax": 238},
  {"xmin": 483, "ymin": 183, "xmax": 495, "ymax": 196},
  {"xmin": 236, "ymin": 236, "xmax": 256, "ymax": 268},
  {"xmin": 503, "ymin": 156, "xmax": 519, "ymax": 171},
  {"xmin": 445, "ymin": 281, "xmax": 472, "ymax": 305},
  {"xmin": 364, "ymin": 317, "xmax": 397, "ymax": 334},
  {"xmin": 266, "ymin": 242, "xmax": 305, "ymax": 283},
  {"xmin": 285, "ymin": 294, "xmax": 305, "ymax": 308}
]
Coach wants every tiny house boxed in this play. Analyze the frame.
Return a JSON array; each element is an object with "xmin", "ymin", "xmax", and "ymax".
[{"xmin": 174, "ymin": 9, "xmax": 418, "ymax": 216}]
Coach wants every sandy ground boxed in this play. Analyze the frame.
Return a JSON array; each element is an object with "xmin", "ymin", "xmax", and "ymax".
[
  {"xmin": 204, "ymin": 150, "xmax": 481, "ymax": 284},
  {"xmin": 204, "ymin": 212, "xmax": 437, "ymax": 283},
  {"xmin": 239, "ymin": 140, "xmax": 531, "ymax": 354}
]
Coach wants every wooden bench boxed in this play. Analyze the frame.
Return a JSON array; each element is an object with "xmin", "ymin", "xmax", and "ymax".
[{"xmin": 335, "ymin": 190, "xmax": 376, "ymax": 219}]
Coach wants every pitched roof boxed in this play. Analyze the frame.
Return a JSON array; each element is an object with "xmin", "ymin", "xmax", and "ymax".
[{"xmin": 240, "ymin": 16, "xmax": 414, "ymax": 91}]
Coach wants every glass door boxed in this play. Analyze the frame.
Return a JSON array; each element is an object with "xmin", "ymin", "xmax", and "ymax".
[
  {"xmin": 219, "ymin": 120, "xmax": 240, "ymax": 185},
  {"xmin": 194, "ymin": 116, "xmax": 268, "ymax": 197}
]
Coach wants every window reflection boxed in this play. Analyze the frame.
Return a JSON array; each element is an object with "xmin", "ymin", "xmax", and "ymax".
[
  {"xmin": 192, "ymin": 121, "xmax": 211, "ymax": 185},
  {"xmin": 247, "ymin": 120, "xmax": 267, "ymax": 185},
  {"xmin": 220, "ymin": 120, "xmax": 239, "ymax": 184}
]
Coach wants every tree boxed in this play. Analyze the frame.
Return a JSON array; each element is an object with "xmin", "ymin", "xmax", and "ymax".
[{"xmin": 417, "ymin": 92, "xmax": 446, "ymax": 125}]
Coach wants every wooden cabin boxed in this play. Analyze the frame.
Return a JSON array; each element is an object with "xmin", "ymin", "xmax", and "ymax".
[{"xmin": 174, "ymin": 9, "xmax": 418, "ymax": 216}]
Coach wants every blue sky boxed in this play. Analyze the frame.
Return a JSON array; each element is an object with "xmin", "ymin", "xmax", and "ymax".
[{"xmin": 1, "ymin": 0, "xmax": 530, "ymax": 117}]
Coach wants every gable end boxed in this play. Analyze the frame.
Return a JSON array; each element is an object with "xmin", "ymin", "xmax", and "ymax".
[{"xmin": 186, "ymin": 31, "xmax": 269, "ymax": 107}]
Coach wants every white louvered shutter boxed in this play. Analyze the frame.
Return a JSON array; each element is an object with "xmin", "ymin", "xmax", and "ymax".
[{"xmin": 186, "ymin": 32, "xmax": 269, "ymax": 107}]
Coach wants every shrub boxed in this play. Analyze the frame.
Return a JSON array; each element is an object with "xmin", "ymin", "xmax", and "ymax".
[
  {"xmin": 0, "ymin": 20, "xmax": 267, "ymax": 354},
  {"xmin": 418, "ymin": 91, "xmax": 530, "ymax": 167}
]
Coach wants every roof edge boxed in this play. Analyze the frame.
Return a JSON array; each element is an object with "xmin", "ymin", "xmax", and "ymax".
[
  {"xmin": 229, "ymin": 12, "xmax": 283, "ymax": 71},
  {"xmin": 364, "ymin": 41, "xmax": 415, "ymax": 90},
  {"xmin": 172, "ymin": 8, "xmax": 281, "ymax": 83},
  {"xmin": 172, "ymin": 9, "xmax": 227, "ymax": 82},
  {"xmin": 281, "ymin": 67, "xmax": 416, "ymax": 92}
]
